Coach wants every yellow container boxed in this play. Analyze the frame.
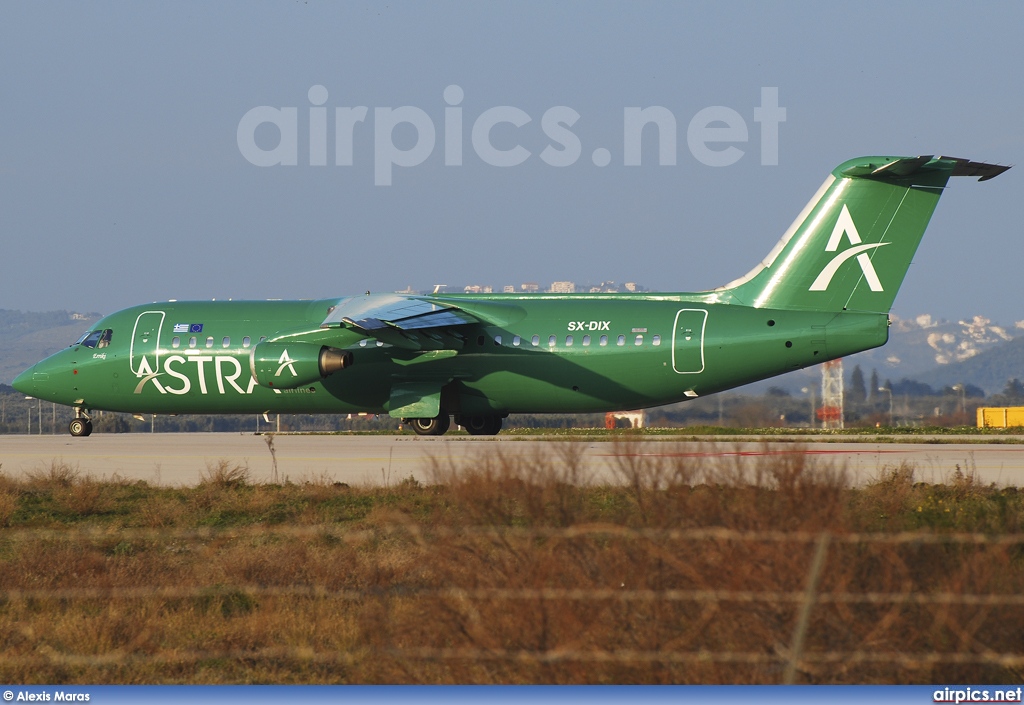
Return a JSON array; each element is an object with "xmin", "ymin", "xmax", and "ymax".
[{"xmin": 976, "ymin": 407, "xmax": 1024, "ymax": 428}]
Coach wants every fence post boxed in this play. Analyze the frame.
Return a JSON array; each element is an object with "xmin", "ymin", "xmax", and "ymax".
[{"xmin": 783, "ymin": 531, "xmax": 830, "ymax": 684}]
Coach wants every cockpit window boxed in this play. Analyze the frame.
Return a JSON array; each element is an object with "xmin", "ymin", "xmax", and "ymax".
[{"xmin": 77, "ymin": 329, "xmax": 113, "ymax": 348}]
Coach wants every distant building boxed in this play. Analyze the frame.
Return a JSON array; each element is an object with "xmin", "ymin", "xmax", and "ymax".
[{"xmin": 400, "ymin": 280, "xmax": 647, "ymax": 296}]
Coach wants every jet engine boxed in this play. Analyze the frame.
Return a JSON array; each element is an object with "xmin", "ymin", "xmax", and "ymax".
[{"xmin": 249, "ymin": 341, "xmax": 352, "ymax": 389}]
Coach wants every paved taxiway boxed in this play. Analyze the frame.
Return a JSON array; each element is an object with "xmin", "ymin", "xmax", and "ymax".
[{"xmin": 3, "ymin": 433, "xmax": 1024, "ymax": 486}]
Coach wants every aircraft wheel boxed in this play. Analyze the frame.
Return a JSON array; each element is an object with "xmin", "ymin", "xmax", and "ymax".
[
  {"xmin": 461, "ymin": 415, "xmax": 502, "ymax": 436},
  {"xmin": 69, "ymin": 418, "xmax": 92, "ymax": 437},
  {"xmin": 409, "ymin": 413, "xmax": 451, "ymax": 436}
]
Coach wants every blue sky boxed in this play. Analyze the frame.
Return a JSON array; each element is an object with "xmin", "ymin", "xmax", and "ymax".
[{"xmin": 1, "ymin": 1, "xmax": 1021, "ymax": 323}]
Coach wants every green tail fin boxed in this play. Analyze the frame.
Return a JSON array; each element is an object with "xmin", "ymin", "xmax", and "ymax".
[{"xmin": 720, "ymin": 155, "xmax": 1008, "ymax": 313}]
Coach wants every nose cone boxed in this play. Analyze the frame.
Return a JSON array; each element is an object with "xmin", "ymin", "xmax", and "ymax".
[{"xmin": 12, "ymin": 365, "xmax": 36, "ymax": 395}]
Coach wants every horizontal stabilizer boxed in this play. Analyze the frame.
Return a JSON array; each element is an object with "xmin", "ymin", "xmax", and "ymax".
[
  {"xmin": 945, "ymin": 157, "xmax": 1011, "ymax": 181},
  {"xmin": 840, "ymin": 155, "xmax": 1010, "ymax": 182}
]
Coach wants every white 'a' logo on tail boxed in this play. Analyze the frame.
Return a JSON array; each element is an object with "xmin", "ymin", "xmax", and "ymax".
[{"xmin": 808, "ymin": 204, "xmax": 889, "ymax": 292}]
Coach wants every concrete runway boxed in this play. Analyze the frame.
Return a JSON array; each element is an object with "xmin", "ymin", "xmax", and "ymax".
[{"xmin": 3, "ymin": 432, "xmax": 1024, "ymax": 487}]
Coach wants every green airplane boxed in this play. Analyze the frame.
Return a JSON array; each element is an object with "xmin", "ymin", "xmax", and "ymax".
[{"xmin": 13, "ymin": 155, "xmax": 1009, "ymax": 437}]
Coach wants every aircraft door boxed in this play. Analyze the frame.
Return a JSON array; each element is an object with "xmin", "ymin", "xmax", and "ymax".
[
  {"xmin": 672, "ymin": 309, "xmax": 707, "ymax": 374},
  {"xmin": 130, "ymin": 311, "xmax": 165, "ymax": 376}
]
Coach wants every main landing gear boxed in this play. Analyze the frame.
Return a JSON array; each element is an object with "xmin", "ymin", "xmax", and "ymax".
[
  {"xmin": 405, "ymin": 412, "xmax": 504, "ymax": 436},
  {"xmin": 456, "ymin": 414, "xmax": 503, "ymax": 436},
  {"xmin": 69, "ymin": 409, "xmax": 93, "ymax": 437},
  {"xmin": 408, "ymin": 414, "xmax": 451, "ymax": 436}
]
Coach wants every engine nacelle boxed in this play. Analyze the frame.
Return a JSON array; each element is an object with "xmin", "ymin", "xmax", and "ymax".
[{"xmin": 249, "ymin": 341, "xmax": 352, "ymax": 389}]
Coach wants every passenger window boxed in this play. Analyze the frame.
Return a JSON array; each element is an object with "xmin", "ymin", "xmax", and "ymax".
[
  {"xmin": 582, "ymin": 335, "xmax": 591, "ymax": 346},
  {"xmin": 548, "ymin": 335, "xmax": 556, "ymax": 347},
  {"xmin": 259, "ymin": 336, "xmax": 267, "ymax": 342},
  {"xmin": 206, "ymin": 336, "xmax": 214, "ymax": 348},
  {"xmin": 242, "ymin": 336, "xmax": 251, "ymax": 348},
  {"xmin": 494, "ymin": 335, "xmax": 502, "ymax": 345},
  {"xmin": 617, "ymin": 335, "xmax": 625, "ymax": 346},
  {"xmin": 513, "ymin": 335, "xmax": 521, "ymax": 347},
  {"xmin": 171, "ymin": 336, "xmax": 180, "ymax": 349},
  {"xmin": 635, "ymin": 335, "xmax": 643, "ymax": 346},
  {"xmin": 652, "ymin": 335, "xmax": 661, "ymax": 346},
  {"xmin": 565, "ymin": 335, "xmax": 574, "ymax": 346},
  {"xmin": 532, "ymin": 335, "xmax": 540, "ymax": 347},
  {"xmin": 600, "ymin": 335, "xmax": 608, "ymax": 346},
  {"xmin": 359, "ymin": 339, "xmax": 368, "ymax": 347},
  {"xmin": 222, "ymin": 336, "xmax": 230, "ymax": 347},
  {"xmin": 189, "ymin": 336, "xmax": 197, "ymax": 348},
  {"xmin": 376, "ymin": 340, "xmax": 384, "ymax": 347}
]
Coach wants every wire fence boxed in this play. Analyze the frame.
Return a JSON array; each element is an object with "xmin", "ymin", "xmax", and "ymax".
[{"xmin": 3, "ymin": 523, "xmax": 1024, "ymax": 681}]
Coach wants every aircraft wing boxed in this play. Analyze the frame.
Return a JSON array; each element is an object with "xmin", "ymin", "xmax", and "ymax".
[
  {"xmin": 320, "ymin": 293, "xmax": 524, "ymax": 350},
  {"xmin": 321, "ymin": 294, "xmax": 479, "ymax": 332}
]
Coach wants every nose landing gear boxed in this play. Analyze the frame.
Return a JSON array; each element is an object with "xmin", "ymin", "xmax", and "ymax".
[{"xmin": 69, "ymin": 409, "xmax": 93, "ymax": 437}]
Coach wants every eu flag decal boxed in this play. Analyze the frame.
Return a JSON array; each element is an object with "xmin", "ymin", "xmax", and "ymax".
[{"xmin": 189, "ymin": 324, "xmax": 204, "ymax": 333}]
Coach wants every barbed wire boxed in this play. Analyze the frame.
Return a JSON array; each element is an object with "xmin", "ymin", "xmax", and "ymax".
[
  {"xmin": 4, "ymin": 524, "xmax": 1023, "ymax": 679},
  {"xmin": 4, "ymin": 584, "xmax": 1024, "ymax": 606},
  {"xmin": 4, "ymin": 522, "xmax": 1024, "ymax": 545},
  {"xmin": 3, "ymin": 646, "xmax": 1024, "ymax": 670}
]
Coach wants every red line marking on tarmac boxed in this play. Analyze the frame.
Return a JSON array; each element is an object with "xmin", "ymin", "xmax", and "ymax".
[{"xmin": 596, "ymin": 448, "xmax": 905, "ymax": 459}]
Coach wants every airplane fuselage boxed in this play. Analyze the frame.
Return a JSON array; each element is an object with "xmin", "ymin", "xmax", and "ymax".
[{"xmin": 15, "ymin": 295, "xmax": 887, "ymax": 418}]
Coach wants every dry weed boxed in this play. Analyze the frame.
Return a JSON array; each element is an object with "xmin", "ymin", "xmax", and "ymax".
[
  {"xmin": 23, "ymin": 460, "xmax": 80, "ymax": 488},
  {"xmin": 55, "ymin": 478, "xmax": 115, "ymax": 517},
  {"xmin": 0, "ymin": 487, "xmax": 17, "ymax": 527},
  {"xmin": 199, "ymin": 460, "xmax": 250, "ymax": 488},
  {"xmin": 0, "ymin": 450, "xmax": 1022, "ymax": 684}
]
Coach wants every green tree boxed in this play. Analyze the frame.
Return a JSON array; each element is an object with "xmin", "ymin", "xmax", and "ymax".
[
  {"xmin": 1002, "ymin": 378, "xmax": 1024, "ymax": 403},
  {"xmin": 847, "ymin": 365, "xmax": 867, "ymax": 405}
]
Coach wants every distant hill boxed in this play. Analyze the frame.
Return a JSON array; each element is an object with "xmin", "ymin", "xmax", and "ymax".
[
  {"xmin": 914, "ymin": 335, "xmax": 1024, "ymax": 397},
  {"xmin": 0, "ymin": 309, "xmax": 101, "ymax": 384}
]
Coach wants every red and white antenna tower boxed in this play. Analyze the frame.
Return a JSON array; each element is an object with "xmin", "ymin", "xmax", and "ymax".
[{"xmin": 820, "ymin": 359, "xmax": 844, "ymax": 429}]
